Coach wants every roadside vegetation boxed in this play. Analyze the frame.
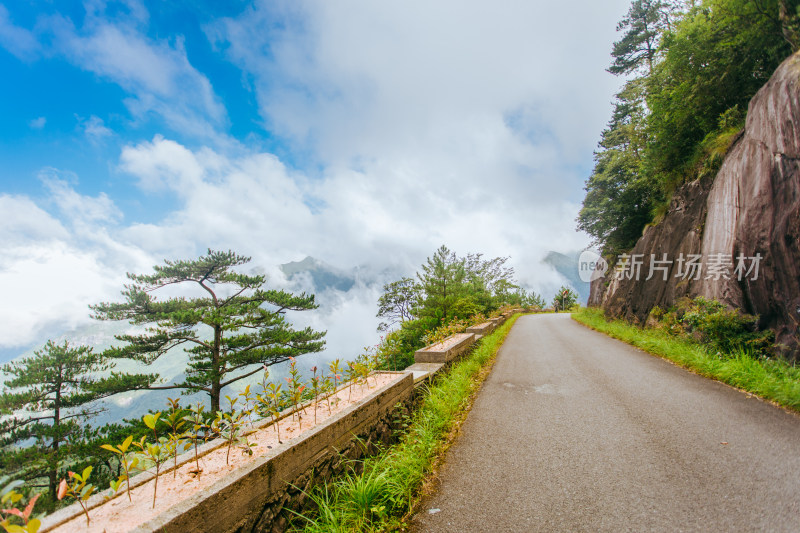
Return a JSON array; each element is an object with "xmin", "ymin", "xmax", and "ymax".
[
  {"xmin": 293, "ymin": 315, "xmax": 520, "ymax": 533},
  {"xmin": 374, "ymin": 245, "xmax": 545, "ymax": 370},
  {"xmin": 573, "ymin": 305, "xmax": 800, "ymax": 412},
  {"xmin": 551, "ymin": 286, "xmax": 578, "ymax": 312}
]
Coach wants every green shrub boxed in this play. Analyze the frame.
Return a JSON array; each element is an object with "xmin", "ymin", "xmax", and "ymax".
[{"xmin": 658, "ymin": 297, "xmax": 774, "ymax": 356}]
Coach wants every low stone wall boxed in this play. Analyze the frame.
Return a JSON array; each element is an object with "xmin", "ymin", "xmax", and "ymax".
[
  {"xmin": 405, "ymin": 362, "xmax": 445, "ymax": 384},
  {"xmin": 41, "ymin": 315, "xmax": 518, "ymax": 533},
  {"xmin": 146, "ymin": 373, "xmax": 413, "ymax": 533},
  {"xmin": 41, "ymin": 372, "xmax": 414, "ymax": 533},
  {"xmin": 413, "ymin": 333, "xmax": 476, "ymax": 364},
  {"xmin": 466, "ymin": 321, "xmax": 495, "ymax": 336}
]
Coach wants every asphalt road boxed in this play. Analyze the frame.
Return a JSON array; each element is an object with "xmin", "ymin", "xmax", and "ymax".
[{"xmin": 412, "ymin": 313, "xmax": 800, "ymax": 532}]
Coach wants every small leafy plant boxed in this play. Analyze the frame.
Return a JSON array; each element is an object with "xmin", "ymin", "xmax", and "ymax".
[
  {"xmin": 215, "ymin": 396, "xmax": 253, "ymax": 465},
  {"xmin": 134, "ymin": 412, "xmax": 170, "ymax": 509},
  {"xmin": 322, "ymin": 373, "xmax": 334, "ymax": 414},
  {"xmin": 329, "ymin": 359, "xmax": 342, "ymax": 392},
  {"xmin": 255, "ymin": 368, "xmax": 279, "ymax": 431},
  {"xmin": 1, "ymin": 477, "xmax": 41, "ymax": 533},
  {"xmin": 655, "ymin": 297, "xmax": 775, "ymax": 355},
  {"xmin": 162, "ymin": 398, "xmax": 190, "ymax": 478},
  {"xmin": 260, "ymin": 381, "xmax": 284, "ymax": 443},
  {"xmin": 285, "ymin": 358, "xmax": 307, "ymax": 428},
  {"xmin": 309, "ymin": 366, "xmax": 322, "ymax": 425},
  {"xmin": 422, "ymin": 316, "xmax": 470, "ymax": 345},
  {"xmin": 56, "ymin": 467, "xmax": 95, "ymax": 526},
  {"xmin": 239, "ymin": 384, "xmax": 256, "ymax": 425},
  {"xmin": 99, "ymin": 435, "xmax": 139, "ymax": 501},
  {"xmin": 345, "ymin": 361, "xmax": 358, "ymax": 401},
  {"xmin": 182, "ymin": 402, "xmax": 208, "ymax": 474}
]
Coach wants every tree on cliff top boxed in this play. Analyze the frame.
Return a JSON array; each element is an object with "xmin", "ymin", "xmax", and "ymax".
[
  {"xmin": 609, "ymin": 0, "xmax": 676, "ymax": 75},
  {"xmin": 90, "ymin": 249, "xmax": 326, "ymax": 413},
  {"xmin": 580, "ymin": 0, "xmax": 796, "ymax": 257}
]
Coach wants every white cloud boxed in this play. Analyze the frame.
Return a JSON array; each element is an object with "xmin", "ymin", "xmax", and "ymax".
[
  {"xmin": 209, "ymin": 0, "xmax": 629, "ymax": 169},
  {"xmin": 0, "ymin": 242, "xmax": 127, "ymax": 349},
  {"xmin": 40, "ymin": 170, "xmax": 121, "ymax": 225},
  {"xmin": 79, "ymin": 115, "xmax": 113, "ymax": 141},
  {"xmin": 4, "ymin": 3, "xmax": 227, "ymax": 141},
  {"xmin": 29, "ymin": 117, "xmax": 46, "ymax": 129},
  {"xmin": 0, "ymin": 180, "xmax": 152, "ymax": 350},
  {"xmin": 201, "ymin": 0, "xmax": 632, "ymax": 271},
  {"xmin": 116, "ymin": 135, "xmax": 588, "ymax": 300},
  {"xmin": 0, "ymin": 194, "xmax": 68, "ymax": 247},
  {"xmin": 0, "ymin": 5, "xmax": 40, "ymax": 60},
  {"xmin": 0, "ymin": 133, "xmax": 583, "ymax": 360},
  {"xmin": 51, "ymin": 16, "xmax": 226, "ymax": 137}
]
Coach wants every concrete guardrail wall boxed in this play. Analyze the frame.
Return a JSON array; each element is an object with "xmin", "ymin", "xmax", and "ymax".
[{"xmin": 42, "ymin": 311, "xmax": 518, "ymax": 533}]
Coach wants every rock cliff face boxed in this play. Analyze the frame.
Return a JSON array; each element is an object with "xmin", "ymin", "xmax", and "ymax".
[{"xmin": 590, "ymin": 51, "xmax": 800, "ymax": 355}]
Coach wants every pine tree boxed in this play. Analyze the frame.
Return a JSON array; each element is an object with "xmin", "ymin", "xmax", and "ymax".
[
  {"xmin": 416, "ymin": 245, "xmax": 467, "ymax": 325},
  {"xmin": 90, "ymin": 249, "xmax": 326, "ymax": 413},
  {"xmin": 0, "ymin": 341, "xmax": 153, "ymax": 506},
  {"xmin": 609, "ymin": 0, "xmax": 675, "ymax": 76}
]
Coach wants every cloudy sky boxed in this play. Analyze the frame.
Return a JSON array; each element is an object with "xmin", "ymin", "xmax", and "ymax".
[{"xmin": 0, "ymin": 0, "xmax": 631, "ymax": 362}]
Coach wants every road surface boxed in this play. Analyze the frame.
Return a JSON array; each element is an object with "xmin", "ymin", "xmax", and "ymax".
[{"xmin": 412, "ymin": 313, "xmax": 800, "ymax": 532}]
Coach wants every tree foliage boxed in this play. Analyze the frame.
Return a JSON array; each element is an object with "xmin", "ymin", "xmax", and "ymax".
[
  {"xmin": 580, "ymin": 0, "xmax": 797, "ymax": 256},
  {"xmin": 0, "ymin": 341, "xmax": 151, "ymax": 507},
  {"xmin": 646, "ymin": 0, "xmax": 792, "ymax": 184},
  {"xmin": 90, "ymin": 249, "xmax": 326, "ymax": 412},
  {"xmin": 374, "ymin": 245, "xmax": 529, "ymax": 366},
  {"xmin": 416, "ymin": 245, "xmax": 468, "ymax": 324},
  {"xmin": 609, "ymin": 0, "xmax": 675, "ymax": 75},
  {"xmin": 414, "ymin": 246, "xmax": 519, "ymax": 326},
  {"xmin": 520, "ymin": 289, "xmax": 547, "ymax": 309},
  {"xmin": 552, "ymin": 286, "xmax": 579, "ymax": 312},
  {"xmin": 376, "ymin": 277, "xmax": 418, "ymax": 332},
  {"xmin": 578, "ymin": 79, "xmax": 661, "ymax": 257}
]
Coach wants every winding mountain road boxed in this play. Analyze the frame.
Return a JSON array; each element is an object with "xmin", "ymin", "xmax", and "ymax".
[{"xmin": 412, "ymin": 313, "xmax": 800, "ymax": 532}]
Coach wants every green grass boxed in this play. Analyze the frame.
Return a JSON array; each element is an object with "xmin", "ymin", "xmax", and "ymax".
[
  {"xmin": 292, "ymin": 315, "xmax": 520, "ymax": 532},
  {"xmin": 572, "ymin": 307, "xmax": 800, "ymax": 412}
]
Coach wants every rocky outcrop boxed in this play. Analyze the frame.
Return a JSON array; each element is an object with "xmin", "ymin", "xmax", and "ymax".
[{"xmin": 590, "ymin": 51, "xmax": 800, "ymax": 355}]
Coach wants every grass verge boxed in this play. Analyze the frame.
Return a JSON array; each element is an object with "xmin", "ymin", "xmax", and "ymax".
[
  {"xmin": 572, "ymin": 307, "xmax": 800, "ymax": 412},
  {"xmin": 292, "ymin": 315, "xmax": 520, "ymax": 532}
]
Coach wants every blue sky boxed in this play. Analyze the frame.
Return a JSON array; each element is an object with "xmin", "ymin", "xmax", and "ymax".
[
  {"xmin": 0, "ymin": 0, "xmax": 631, "ymax": 358},
  {"xmin": 1, "ymin": 0, "xmax": 277, "ymax": 222}
]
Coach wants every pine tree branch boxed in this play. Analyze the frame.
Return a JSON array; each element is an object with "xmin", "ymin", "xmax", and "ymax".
[{"xmin": 219, "ymin": 365, "xmax": 267, "ymax": 388}]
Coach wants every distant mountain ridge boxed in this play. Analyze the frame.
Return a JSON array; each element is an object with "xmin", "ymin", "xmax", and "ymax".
[
  {"xmin": 542, "ymin": 250, "xmax": 590, "ymax": 304},
  {"xmin": 280, "ymin": 256, "xmax": 356, "ymax": 292}
]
